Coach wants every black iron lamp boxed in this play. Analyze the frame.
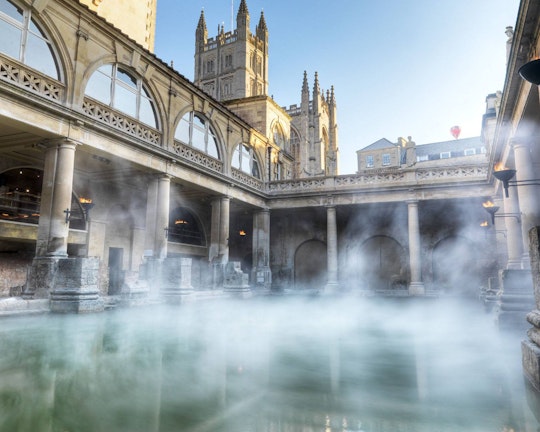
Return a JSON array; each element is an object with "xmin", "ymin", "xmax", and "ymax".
[
  {"xmin": 519, "ymin": 59, "xmax": 540, "ymax": 85},
  {"xmin": 493, "ymin": 168, "xmax": 516, "ymax": 198}
]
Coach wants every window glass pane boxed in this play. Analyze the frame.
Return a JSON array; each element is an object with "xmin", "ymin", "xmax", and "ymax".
[
  {"xmin": 192, "ymin": 128, "xmax": 205, "ymax": 151},
  {"xmin": 25, "ymin": 34, "xmax": 58, "ymax": 79},
  {"xmin": 232, "ymin": 146, "xmax": 241, "ymax": 169},
  {"xmin": 113, "ymin": 82, "xmax": 137, "ymax": 117},
  {"xmin": 98, "ymin": 64, "xmax": 113, "ymax": 77},
  {"xmin": 252, "ymin": 158, "xmax": 260, "ymax": 178},
  {"xmin": 0, "ymin": 0, "xmax": 23, "ymax": 22},
  {"xmin": 207, "ymin": 134, "xmax": 218, "ymax": 159},
  {"xmin": 28, "ymin": 19, "xmax": 44, "ymax": 37},
  {"xmin": 193, "ymin": 115, "xmax": 205, "ymax": 129},
  {"xmin": 175, "ymin": 116, "xmax": 191, "ymax": 143},
  {"xmin": 116, "ymin": 69, "xmax": 137, "ymax": 88},
  {"xmin": 139, "ymin": 97, "xmax": 156, "ymax": 128},
  {"xmin": 0, "ymin": 20, "xmax": 21, "ymax": 59},
  {"xmin": 85, "ymin": 71, "xmax": 112, "ymax": 105}
]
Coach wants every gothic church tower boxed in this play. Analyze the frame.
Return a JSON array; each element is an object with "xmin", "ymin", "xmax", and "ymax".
[{"xmin": 194, "ymin": 0, "xmax": 269, "ymax": 101}]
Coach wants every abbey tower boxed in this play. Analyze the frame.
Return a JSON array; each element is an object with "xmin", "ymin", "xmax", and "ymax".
[{"xmin": 193, "ymin": 0, "xmax": 338, "ymax": 178}]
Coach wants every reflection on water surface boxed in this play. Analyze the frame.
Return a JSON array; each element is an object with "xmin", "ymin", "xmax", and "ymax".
[{"xmin": 0, "ymin": 297, "xmax": 538, "ymax": 432}]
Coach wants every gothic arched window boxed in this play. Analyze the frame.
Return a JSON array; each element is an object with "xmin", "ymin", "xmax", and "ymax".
[
  {"xmin": 0, "ymin": 0, "xmax": 60, "ymax": 79},
  {"xmin": 273, "ymin": 124, "xmax": 287, "ymax": 151},
  {"xmin": 85, "ymin": 64, "xmax": 157, "ymax": 128},
  {"xmin": 232, "ymin": 143, "xmax": 260, "ymax": 178},
  {"xmin": 175, "ymin": 112, "xmax": 219, "ymax": 159}
]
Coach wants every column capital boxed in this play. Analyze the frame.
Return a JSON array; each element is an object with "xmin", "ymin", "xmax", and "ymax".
[{"xmin": 38, "ymin": 137, "xmax": 80, "ymax": 150}]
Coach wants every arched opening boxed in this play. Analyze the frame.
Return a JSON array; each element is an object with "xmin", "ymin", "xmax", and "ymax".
[
  {"xmin": 85, "ymin": 64, "xmax": 157, "ymax": 128},
  {"xmin": 0, "ymin": 0, "xmax": 61, "ymax": 79},
  {"xmin": 432, "ymin": 236, "xmax": 482, "ymax": 296},
  {"xmin": 232, "ymin": 143, "xmax": 261, "ymax": 179},
  {"xmin": 167, "ymin": 207, "xmax": 205, "ymax": 246},
  {"xmin": 354, "ymin": 235, "xmax": 408, "ymax": 291},
  {"xmin": 174, "ymin": 111, "xmax": 220, "ymax": 159},
  {"xmin": 294, "ymin": 239, "xmax": 327, "ymax": 290}
]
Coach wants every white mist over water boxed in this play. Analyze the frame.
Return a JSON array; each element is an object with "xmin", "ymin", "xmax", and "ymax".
[{"xmin": 0, "ymin": 296, "xmax": 538, "ymax": 432}]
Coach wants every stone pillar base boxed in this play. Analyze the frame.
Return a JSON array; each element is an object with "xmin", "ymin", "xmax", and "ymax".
[
  {"xmin": 23, "ymin": 256, "xmax": 61, "ymax": 299},
  {"xmin": 224, "ymin": 262, "xmax": 251, "ymax": 298},
  {"xmin": 120, "ymin": 272, "xmax": 150, "ymax": 307},
  {"xmin": 496, "ymin": 269, "xmax": 535, "ymax": 332},
  {"xmin": 160, "ymin": 258, "xmax": 195, "ymax": 304},
  {"xmin": 252, "ymin": 266, "xmax": 272, "ymax": 291},
  {"xmin": 408, "ymin": 282, "xmax": 425, "ymax": 296},
  {"xmin": 49, "ymin": 257, "xmax": 104, "ymax": 313},
  {"xmin": 522, "ymin": 338, "xmax": 540, "ymax": 392}
]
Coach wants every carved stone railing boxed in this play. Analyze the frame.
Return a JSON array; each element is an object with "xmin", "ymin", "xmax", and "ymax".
[
  {"xmin": 0, "ymin": 53, "xmax": 64, "ymax": 102},
  {"xmin": 268, "ymin": 164, "xmax": 489, "ymax": 194},
  {"xmin": 82, "ymin": 97, "xmax": 161, "ymax": 146},
  {"xmin": 268, "ymin": 177, "xmax": 327, "ymax": 192},
  {"xmin": 171, "ymin": 140, "xmax": 223, "ymax": 173},
  {"xmin": 231, "ymin": 168, "xmax": 264, "ymax": 191},
  {"xmin": 415, "ymin": 165, "xmax": 488, "ymax": 181}
]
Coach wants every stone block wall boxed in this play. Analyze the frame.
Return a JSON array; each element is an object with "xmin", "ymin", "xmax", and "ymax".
[{"xmin": 0, "ymin": 251, "xmax": 33, "ymax": 296}]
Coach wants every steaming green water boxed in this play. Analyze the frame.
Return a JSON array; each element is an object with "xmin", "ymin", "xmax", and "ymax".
[{"xmin": 0, "ymin": 297, "xmax": 538, "ymax": 432}]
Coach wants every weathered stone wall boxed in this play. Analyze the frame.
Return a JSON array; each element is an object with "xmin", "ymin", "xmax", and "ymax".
[{"xmin": 0, "ymin": 251, "xmax": 32, "ymax": 296}]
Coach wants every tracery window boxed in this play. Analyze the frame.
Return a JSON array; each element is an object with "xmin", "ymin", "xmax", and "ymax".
[
  {"xmin": 85, "ymin": 64, "xmax": 157, "ymax": 128},
  {"xmin": 175, "ymin": 112, "xmax": 219, "ymax": 159},
  {"xmin": 273, "ymin": 124, "xmax": 287, "ymax": 150},
  {"xmin": 0, "ymin": 0, "xmax": 59, "ymax": 79},
  {"xmin": 232, "ymin": 143, "xmax": 260, "ymax": 178}
]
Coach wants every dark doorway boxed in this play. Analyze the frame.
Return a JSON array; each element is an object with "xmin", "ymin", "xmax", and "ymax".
[
  {"xmin": 294, "ymin": 240, "xmax": 327, "ymax": 290},
  {"xmin": 108, "ymin": 247, "xmax": 124, "ymax": 295}
]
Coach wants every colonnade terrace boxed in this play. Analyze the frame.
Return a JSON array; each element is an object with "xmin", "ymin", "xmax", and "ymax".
[{"xmin": 0, "ymin": 0, "xmax": 524, "ymax": 311}]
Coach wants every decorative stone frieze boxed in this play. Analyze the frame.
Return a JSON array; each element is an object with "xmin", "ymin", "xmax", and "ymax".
[{"xmin": 172, "ymin": 140, "xmax": 224, "ymax": 172}]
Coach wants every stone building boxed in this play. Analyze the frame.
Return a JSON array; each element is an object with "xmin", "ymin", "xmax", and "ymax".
[{"xmin": 0, "ymin": 0, "xmax": 532, "ymax": 320}]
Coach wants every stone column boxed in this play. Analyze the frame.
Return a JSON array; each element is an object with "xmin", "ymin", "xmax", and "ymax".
[
  {"xmin": 325, "ymin": 205, "xmax": 339, "ymax": 292},
  {"xmin": 252, "ymin": 208, "xmax": 272, "ymax": 290},
  {"xmin": 407, "ymin": 199, "xmax": 425, "ymax": 295},
  {"xmin": 35, "ymin": 139, "xmax": 77, "ymax": 257},
  {"xmin": 155, "ymin": 175, "xmax": 170, "ymax": 261},
  {"xmin": 210, "ymin": 196, "xmax": 230, "ymax": 288},
  {"xmin": 25, "ymin": 139, "xmax": 78, "ymax": 299},
  {"xmin": 513, "ymin": 139, "xmax": 540, "ymax": 267},
  {"xmin": 502, "ymin": 186, "xmax": 524, "ymax": 269}
]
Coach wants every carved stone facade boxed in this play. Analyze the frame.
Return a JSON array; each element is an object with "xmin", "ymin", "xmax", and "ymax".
[{"xmin": 0, "ymin": 0, "xmax": 533, "ymax": 320}]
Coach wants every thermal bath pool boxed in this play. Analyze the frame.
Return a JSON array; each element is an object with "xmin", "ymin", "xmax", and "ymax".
[{"xmin": 0, "ymin": 296, "xmax": 539, "ymax": 432}]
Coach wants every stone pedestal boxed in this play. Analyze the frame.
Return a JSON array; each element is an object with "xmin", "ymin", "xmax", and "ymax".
[
  {"xmin": 120, "ymin": 270, "xmax": 150, "ymax": 307},
  {"xmin": 160, "ymin": 258, "xmax": 194, "ymax": 304},
  {"xmin": 496, "ymin": 269, "xmax": 535, "ymax": 332},
  {"xmin": 223, "ymin": 261, "xmax": 251, "ymax": 298},
  {"xmin": 50, "ymin": 257, "xmax": 104, "ymax": 313},
  {"xmin": 23, "ymin": 257, "xmax": 60, "ymax": 299}
]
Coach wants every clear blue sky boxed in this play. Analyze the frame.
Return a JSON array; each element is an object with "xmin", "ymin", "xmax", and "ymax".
[{"xmin": 155, "ymin": 1, "xmax": 519, "ymax": 174}]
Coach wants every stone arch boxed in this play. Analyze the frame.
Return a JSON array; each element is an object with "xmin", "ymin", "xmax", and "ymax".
[
  {"xmin": 167, "ymin": 205, "xmax": 206, "ymax": 246},
  {"xmin": 0, "ymin": 0, "xmax": 64, "ymax": 81},
  {"xmin": 431, "ymin": 235, "xmax": 483, "ymax": 296},
  {"xmin": 348, "ymin": 235, "xmax": 408, "ymax": 291},
  {"xmin": 294, "ymin": 239, "xmax": 327, "ymax": 290}
]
